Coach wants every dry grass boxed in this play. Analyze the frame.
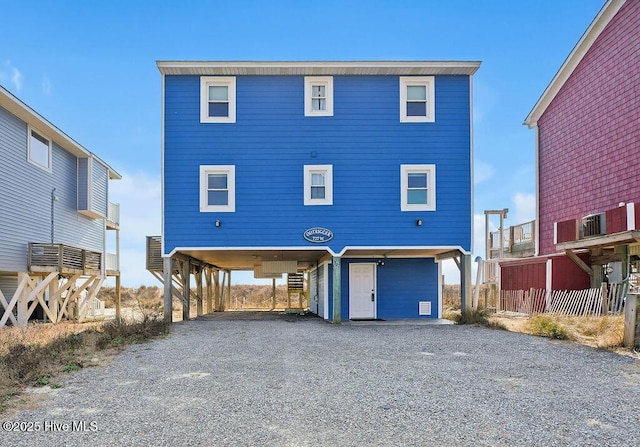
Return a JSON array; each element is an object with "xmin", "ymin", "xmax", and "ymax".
[
  {"xmin": 488, "ymin": 314, "xmax": 625, "ymax": 349},
  {"xmin": 0, "ymin": 312, "xmax": 169, "ymax": 415}
]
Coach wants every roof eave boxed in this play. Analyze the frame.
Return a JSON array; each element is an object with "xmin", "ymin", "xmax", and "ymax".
[
  {"xmin": 0, "ymin": 85, "xmax": 121, "ymax": 180},
  {"xmin": 156, "ymin": 60, "xmax": 481, "ymax": 76}
]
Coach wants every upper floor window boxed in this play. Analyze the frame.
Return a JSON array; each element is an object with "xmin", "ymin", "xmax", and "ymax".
[
  {"xmin": 400, "ymin": 164, "xmax": 436, "ymax": 211},
  {"xmin": 304, "ymin": 164, "xmax": 333, "ymax": 205},
  {"xmin": 28, "ymin": 127, "xmax": 52, "ymax": 172},
  {"xmin": 200, "ymin": 165, "xmax": 236, "ymax": 212},
  {"xmin": 400, "ymin": 76, "xmax": 435, "ymax": 123},
  {"xmin": 304, "ymin": 77, "xmax": 333, "ymax": 117},
  {"xmin": 200, "ymin": 76, "xmax": 236, "ymax": 123}
]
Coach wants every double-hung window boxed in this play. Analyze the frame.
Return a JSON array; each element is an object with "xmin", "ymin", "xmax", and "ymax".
[
  {"xmin": 200, "ymin": 165, "xmax": 235, "ymax": 212},
  {"xmin": 27, "ymin": 126, "xmax": 52, "ymax": 172},
  {"xmin": 200, "ymin": 76, "xmax": 236, "ymax": 123},
  {"xmin": 400, "ymin": 164, "xmax": 436, "ymax": 211},
  {"xmin": 400, "ymin": 76, "xmax": 435, "ymax": 123},
  {"xmin": 304, "ymin": 77, "xmax": 333, "ymax": 117},
  {"xmin": 304, "ymin": 165, "xmax": 333, "ymax": 205}
]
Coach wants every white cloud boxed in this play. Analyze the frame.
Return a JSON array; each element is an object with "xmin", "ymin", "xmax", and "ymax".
[
  {"xmin": 474, "ymin": 159, "xmax": 495, "ymax": 184},
  {"xmin": 41, "ymin": 75, "xmax": 51, "ymax": 95},
  {"xmin": 0, "ymin": 60, "xmax": 23, "ymax": 92},
  {"xmin": 10, "ymin": 66, "xmax": 22, "ymax": 92},
  {"xmin": 511, "ymin": 192, "xmax": 536, "ymax": 224}
]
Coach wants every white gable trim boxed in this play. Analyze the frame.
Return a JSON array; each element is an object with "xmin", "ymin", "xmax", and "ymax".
[{"xmin": 524, "ymin": 0, "xmax": 626, "ymax": 127}]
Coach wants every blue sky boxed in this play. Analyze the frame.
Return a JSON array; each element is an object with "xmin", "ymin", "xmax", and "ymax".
[{"xmin": 0, "ymin": 0, "xmax": 605, "ymax": 286}]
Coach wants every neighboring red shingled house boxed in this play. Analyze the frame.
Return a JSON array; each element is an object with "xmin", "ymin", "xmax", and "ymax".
[{"xmin": 497, "ymin": 0, "xmax": 640, "ymax": 292}]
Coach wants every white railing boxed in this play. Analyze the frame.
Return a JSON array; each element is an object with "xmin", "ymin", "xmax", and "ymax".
[
  {"xmin": 106, "ymin": 253, "xmax": 119, "ymax": 271},
  {"xmin": 107, "ymin": 202, "xmax": 120, "ymax": 226}
]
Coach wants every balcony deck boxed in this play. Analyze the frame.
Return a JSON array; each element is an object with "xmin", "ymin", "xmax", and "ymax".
[
  {"xmin": 489, "ymin": 220, "xmax": 536, "ymax": 259},
  {"xmin": 29, "ymin": 243, "xmax": 102, "ymax": 276},
  {"xmin": 106, "ymin": 201, "xmax": 120, "ymax": 230}
]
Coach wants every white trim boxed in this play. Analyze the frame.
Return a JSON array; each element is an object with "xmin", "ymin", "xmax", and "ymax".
[
  {"xmin": 525, "ymin": 0, "xmax": 626, "ymax": 127},
  {"xmin": 303, "ymin": 164, "xmax": 333, "ymax": 205},
  {"xmin": 199, "ymin": 165, "xmax": 236, "ymax": 212},
  {"xmin": 400, "ymin": 164, "xmax": 436, "ymax": 211},
  {"xmin": 167, "ymin": 244, "xmax": 469, "ymax": 259},
  {"xmin": 304, "ymin": 76, "xmax": 333, "ymax": 117},
  {"xmin": 400, "ymin": 76, "xmax": 435, "ymax": 123},
  {"xmin": 534, "ymin": 125, "xmax": 540, "ymax": 256},
  {"xmin": 157, "ymin": 60, "xmax": 481, "ymax": 76},
  {"xmin": 161, "ymin": 73, "xmax": 166, "ymax": 256},
  {"xmin": 200, "ymin": 76, "xmax": 236, "ymax": 123},
  {"xmin": 437, "ymin": 260, "xmax": 443, "ymax": 318},
  {"xmin": 348, "ymin": 262, "xmax": 377, "ymax": 320},
  {"xmin": 322, "ymin": 262, "xmax": 329, "ymax": 319},
  {"xmin": 546, "ymin": 259, "xmax": 552, "ymax": 291},
  {"xmin": 27, "ymin": 125, "xmax": 52, "ymax": 173},
  {"xmin": 469, "ymin": 75, "xmax": 475, "ymax": 260},
  {"xmin": 0, "ymin": 86, "xmax": 120, "ymax": 179},
  {"xmin": 627, "ymin": 202, "xmax": 636, "ymax": 231},
  {"xmin": 553, "ymin": 221, "xmax": 558, "ymax": 245}
]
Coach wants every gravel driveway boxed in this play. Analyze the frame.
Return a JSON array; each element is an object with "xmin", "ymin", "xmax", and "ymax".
[{"xmin": 2, "ymin": 313, "xmax": 640, "ymax": 446}]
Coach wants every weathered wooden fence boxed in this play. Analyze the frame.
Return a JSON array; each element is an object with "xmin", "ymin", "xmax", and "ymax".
[{"xmin": 497, "ymin": 283, "xmax": 627, "ymax": 317}]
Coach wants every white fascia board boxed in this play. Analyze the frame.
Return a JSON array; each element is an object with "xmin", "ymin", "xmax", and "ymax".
[
  {"xmin": 156, "ymin": 60, "xmax": 481, "ymax": 76},
  {"xmin": 0, "ymin": 85, "xmax": 121, "ymax": 179},
  {"xmin": 524, "ymin": 0, "xmax": 626, "ymax": 127}
]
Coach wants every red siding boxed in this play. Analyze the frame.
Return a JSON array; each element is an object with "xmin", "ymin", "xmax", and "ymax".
[
  {"xmin": 606, "ymin": 206, "xmax": 627, "ymax": 234},
  {"xmin": 537, "ymin": 0, "xmax": 640, "ymax": 255},
  {"xmin": 501, "ymin": 260, "xmax": 547, "ymax": 291},
  {"xmin": 551, "ymin": 254, "xmax": 591, "ymax": 290},
  {"xmin": 556, "ymin": 219, "xmax": 577, "ymax": 243}
]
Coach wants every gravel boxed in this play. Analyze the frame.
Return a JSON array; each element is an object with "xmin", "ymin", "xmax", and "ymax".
[{"xmin": 2, "ymin": 313, "xmax": 640, "ymax": 446}]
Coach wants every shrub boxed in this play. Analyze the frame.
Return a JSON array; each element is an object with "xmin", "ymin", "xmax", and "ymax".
[{"xmin": 525, "ymin": 315, "xmax": 568, "ymax": 340}]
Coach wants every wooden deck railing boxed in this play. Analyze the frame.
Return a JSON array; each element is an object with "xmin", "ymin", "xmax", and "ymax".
[
  {"xmin": 29, "ymin": 243, "xmax": 102, "ymax": 274},
  {"xmin": 106, "ymin": 202, "xmax": 120, "ymax": 229},
  {"xmin": 146, "ymin": 236, "xmax": 163, "ymax": 271},
  {"xmin": 489, "ymin": 220, "xmax": 536, "ymax": 259},
  {"xmin": 555, "ymin": 202, "xmax": 640, "ymax": 245}
]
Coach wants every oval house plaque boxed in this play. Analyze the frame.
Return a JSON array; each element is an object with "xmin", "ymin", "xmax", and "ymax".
[{"xmin": 303, "ymin": 227, "xmax": 333, "ymax": 243}]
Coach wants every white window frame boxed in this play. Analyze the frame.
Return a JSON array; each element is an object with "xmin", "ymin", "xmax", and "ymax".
[
  {"xmin": 304, "ymin": 76, "xmax": 333, "ymax": 117},
  {"xmin": 200, "ymin": 76, "xmax": 236, "ymax": 123},
  {"xmin": 200, "ymin": 165, "xmax": 236, "ymax": 212},
  {"xmin": 27, "ymin": 126, "xmax": 52, "ymax": 172},
  {"xmin": 304, "ymin": 164, "xmax": 333, "ymax": 205},
  {"xmin": 400, "ymin": 164, "xmax": 436, "ymax": 211},
  {"xmin": 400, "ymin": 76, "xmax": 435, "ymax": 123}
]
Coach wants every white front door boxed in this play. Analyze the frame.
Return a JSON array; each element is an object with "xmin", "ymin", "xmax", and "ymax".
[{"xmin": 349, "ymin": 263, "xmax": 376, "ymax": 319}]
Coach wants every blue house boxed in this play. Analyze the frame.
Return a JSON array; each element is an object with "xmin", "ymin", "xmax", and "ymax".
[
  {"xmin": 0, "ymin": 85, "xmax": 121, "ymax": 327},
  {"xmin": 156, "ymin": 61, "xmax": 479, "ymax": 322}
]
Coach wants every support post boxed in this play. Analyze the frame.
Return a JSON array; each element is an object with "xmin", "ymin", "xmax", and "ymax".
[
  {"xmin": 115, "ymin": 274, "xmax": 121, "ymax": 321},
  {"xmin": 214, "ymin": 269, "xmax": 221, "ymax": 311},
  {"xmin": 624, "ymin": 293, "xmax": 640, "ymax": 348},
  {"xmin": 332, "ymin": 256, "xmax": 341, "ymax": 324},
  {"xmin": 206, "ymin": 267, "xmax": 213, "ymax": 314},
  {"xmin": 227, "ymin": 270, "xmax": 232, "ymax": 310},
  {"xmin": 17, "ymin": 273, "xmax": 29, "ymax": 326},
  {"xmin": 163, "ymin": 257, "xmax": 173, "ymax": 322},
  {"xmin": 182, "ymin": 259, "xmax": 190, "ymax": 321},
  {"xmin": 196, "ymin": 267, "xmax": 203, "ymax": 317},
  {"xmin": 271, "ymin": 278, "xmax": 276, "ymax": 310},
  {"xmin": 460, "ymin": 254, "xmax": 472, "ymax": 317},
  {"xmin": 48, "ymin": 276, "xmax": 59, "ymax": 323}
]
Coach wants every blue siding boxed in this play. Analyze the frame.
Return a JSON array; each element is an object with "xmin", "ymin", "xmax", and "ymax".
[
  {"xmin": 78, "ymin": 158, "xmax": 89, "ymax": 210},
  {"xmin": 163, "ymin": 74, "xmax": 471, "ymax": 254},
  {"xmin": 341, "ymin": 258, "xmax": 439, "ymax": 320}
]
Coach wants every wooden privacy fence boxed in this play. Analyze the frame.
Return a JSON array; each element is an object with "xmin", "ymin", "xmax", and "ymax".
[{"xmin": 499, "ymin": 283, "xmax": 627, "ymax": 317}]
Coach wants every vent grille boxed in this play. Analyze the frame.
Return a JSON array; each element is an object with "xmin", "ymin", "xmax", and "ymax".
[
  {"xmin": 419, "ymin": 301, "xmax": 432, "ymax": 316},
  {"xmin": 582, "ymin": 214, "xmax": 605, "ymax": 237}
]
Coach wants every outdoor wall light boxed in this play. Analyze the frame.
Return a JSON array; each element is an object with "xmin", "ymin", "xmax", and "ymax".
[
  {"xmin": 416, "ymin": 219, "xmax": 423, "ymax": 226},
  {"xmin": 215, "ymin": 220, "xmax": 221, "ymax": 227}
]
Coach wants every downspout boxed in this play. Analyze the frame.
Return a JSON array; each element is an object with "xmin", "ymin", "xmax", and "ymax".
[{"xmin": 51, "ymin": 188, "xmax": 57, "ymax": 243}]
